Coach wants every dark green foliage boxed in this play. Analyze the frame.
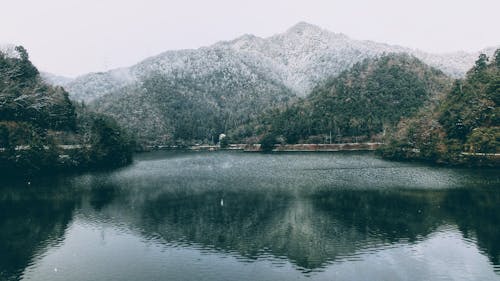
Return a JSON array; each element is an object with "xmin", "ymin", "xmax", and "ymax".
[
  {"xmin": 13, "ymin": 46, "xmax": 39, "ymax": 81},
  {"xmin": 260, "ymin": 132, "xmax": 278, "ymax": 152},
  {"xmin": 88, "ymin": 116, "xmax": 134, "ymax": 167},
  {"xmin": 0, "ymin": 124, "xmax": 9, "ymax": 148},
  {"xmin": 440, "ymin": 51, "xmax": 499, "ymax": 144},
  {"xmin": 219, "ymin": 135, "xmax": 230, "ymax": 148},
  {"xmin": 382, "ymin": 50, "xmax": 500, "ymax": 166},
  {"xmin": 246, "ymin": 54, "xmax": 451, "ymax": 144},
  {"xmin": 0, "ymin": 46, "xmax": 38, "ymax": 84},
  {"xmin": 0, "ymin": 121, "xmax": 58, "ymax": 174},
  {"xmin": 495, "ymin": 49, "xmax": 500, "ymax": 68},
  {"xmin": 473, "ymin": 54, "xmax": 489, "ymax": 74},
  {"xmin": 0, "ymin": 47, "xmax": 76, "ymax": 131},
  {"xmin": 0, "ymin": 46, "xmax": 133, "ymax": 175}
]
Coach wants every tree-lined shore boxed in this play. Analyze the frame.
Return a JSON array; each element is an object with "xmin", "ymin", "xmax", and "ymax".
[{"xmin": 0, "ymin": 46, "xmax": 134, "ymax": 176}]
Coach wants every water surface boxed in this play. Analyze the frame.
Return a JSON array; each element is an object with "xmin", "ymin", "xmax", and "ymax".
[{"xmin": 1, "ymin": 151, "xmax": 499, "ymax": 281}]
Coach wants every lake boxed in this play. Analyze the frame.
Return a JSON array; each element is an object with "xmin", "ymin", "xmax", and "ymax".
[{"xmin": 1, "ymin": 151, "xmax": 499, "ymax": 281}]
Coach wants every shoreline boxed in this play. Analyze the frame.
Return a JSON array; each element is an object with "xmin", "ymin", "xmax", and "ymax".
[{"xmin": 142, "ymin": 143, "xmax": 383, "ymax": 152}]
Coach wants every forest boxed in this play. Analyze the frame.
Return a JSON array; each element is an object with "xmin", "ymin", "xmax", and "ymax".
[
  {"xmin": 380, "ymin": 50, "xmax": 499, "ymax": 166},
  {"xmin": 231, "ymin": 54, "xmax": 451, "ymax": 146},
  {"xmin": 0, "ymin": 46, "xmax": 134, "ymax": 176}
]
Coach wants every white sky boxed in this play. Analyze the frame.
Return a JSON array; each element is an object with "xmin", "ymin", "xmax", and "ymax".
[{"xmin": 1, "ymin": 0, "xmax": 499, "ymax": 77}]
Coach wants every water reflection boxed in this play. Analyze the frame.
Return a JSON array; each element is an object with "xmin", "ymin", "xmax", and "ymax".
[
  {"xmin": 442, "ymin": 188, "xmax": 500, "ymax": 266},
  {"xmin": 0, "ymin": 179, "xmax": 80, "ymax": 281},
  {"xmin": 0, "ymin": 152, "xmax": 499, "ymax": 280},
  {"xmin": 313, "ymin": 188, "xmax": 500, "ymax": 267}
]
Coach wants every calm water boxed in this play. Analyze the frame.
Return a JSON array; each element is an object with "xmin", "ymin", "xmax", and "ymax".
[{"xmin": 1, "ymin": 151, "xmax": 499, "ymax": 281}]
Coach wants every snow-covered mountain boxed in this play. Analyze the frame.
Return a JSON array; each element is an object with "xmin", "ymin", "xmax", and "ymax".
[
  {"xmin": 40, "ymin": 72, "xmax": 74, "ymax": 87},
  {"xmin": 91, "ymin": 48, "xmax": 295, "ymax": 144},
  {"xmin": 215, "ymin": 22, "xmax": 495, "ymax": 94},
  {"xmin": 54, "ymin": 22, "xmax": 497, "ymax": 102}
]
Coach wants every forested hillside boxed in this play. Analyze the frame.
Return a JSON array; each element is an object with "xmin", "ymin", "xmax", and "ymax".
[
  {"xmin": 236, "ymin": 54, "xmax": 452, "ymax": 147},
  {"xmin": 380, "ymin": 50, "xmax": 500, "ymax": 166},
  {"xmin": 0, "ymin": 46, "xmax": 134, "ymax": 175},
  {"xmin": 90, "ymin": 48, "xmax": 295, "ymax": 146}
]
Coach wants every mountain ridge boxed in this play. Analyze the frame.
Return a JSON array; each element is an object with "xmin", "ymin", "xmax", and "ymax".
[{"xmin": 45, "ymin": 22, "xmax": 498, "ymax": 103}]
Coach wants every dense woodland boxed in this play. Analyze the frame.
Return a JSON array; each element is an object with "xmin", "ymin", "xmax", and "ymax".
[
  {"xmin": 90, "ymin": 49, "xmax": 295, "ymax": 147},
  {"xmin": 0, "ymin": 46, "xmax": 134, "ymax": 175},
  {"xmin": 232, "ymin": 54, "xmax": 452, "ymax": 147},
  {"xmin": 380, "ymin": 50, "xmax": 500, "ymax": 166}
]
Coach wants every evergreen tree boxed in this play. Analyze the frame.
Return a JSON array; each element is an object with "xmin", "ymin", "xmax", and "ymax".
[
  {"xmin": 14, "ymin": 45, "xmax": 39, "ymax": 81},
  {"xmin": 260, "ymin": 133, "xmax": 278, "ymax": 152},
  {"xmin": 495, "ymin": 49, "xmax": 500, "ymax": 68}
]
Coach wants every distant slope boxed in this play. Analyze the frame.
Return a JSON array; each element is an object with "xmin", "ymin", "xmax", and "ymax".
[
  {"xmin": 63, "ymin": 68, "xmax": 134, "ymax": 102},
  {"xmin": 40, "ymin": 72, "xmax": 74, "ymax": 87},
  {"xmin": 91, "ymin": 48, "xmax": 295, "ymax": 145},
  {"xmin": 54, "ymin": 22, "xmax": 496, "ymax": 103},
  {"xmin": 238, "ymin": 54, "xmax": 452, "ymax": 145},
  {"xmin": 381, "ymin": 50, "xmax": 500, "ymax": 166}
]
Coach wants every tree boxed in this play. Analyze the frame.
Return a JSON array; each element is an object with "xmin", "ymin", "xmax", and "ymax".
[
  {"xmin": 383, "ymin": 51, "xmax": 499, "ymax": 166},
  {"xmin": 14, "ymin": 45, "xmax": 39, "ymax": 80},
  {"xmin": 260, "ymin": 132, "xmax": 278, "ymax": 152},
  {"xmin": 90, "ymin": 116, "xmax": 134, "ymax": 167},
  {"xmin": 494, "ymin": 49, "xmax": 500, "ymax": 68},
  {"xmin": 472, "ymin": 53, "xmax": 488, "ymax": 77},
  {"xmin": 0, "ymin": 124, "xmax": 9, "ymax": 148},
  {"xmin": 219, "ymin": 135, "xmax": 230, "ymax": 148},
  {"xmin": 465, "ymin": 128, "xmax": 499, "ymax": 153}
]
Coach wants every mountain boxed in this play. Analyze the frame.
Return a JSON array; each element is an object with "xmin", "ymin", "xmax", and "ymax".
[
  {"xmin": 217, "ymin": 22, "xmax": 497, "ymax": 94},
  {"xmin": 239, "ymin": 54, "xmax": 452, "ymax": 146},
  {"xmin": 380, "ymin": 50, "xmax": 500, "ymax": 166},
  {"xmin": 55, "ymin": 22, "xmax": 496, "ymax": 103},
  {"xmin": 91, "ymin": 48, "xmax": 294, "ymax": 145},
  {"xmin": 40, "ymin": 72, "xmax": 74, "ymax": 87}
]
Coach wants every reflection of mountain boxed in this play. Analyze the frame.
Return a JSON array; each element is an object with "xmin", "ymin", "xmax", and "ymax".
[
  {"xmin": 1, "ymin": 173, "xmax": 499, "ymax": 277},
  {"xmin": 0, "ymin": 180, "xmax": 80, "ymax": 281},
  {"xmin": 311, "ymin": 189, "xmax": 444, "ymax": 242},
  {"xmin": 441, "ymin": 189, "xmax": 500, "ymax": 266},
  {"xmin": 312, "ymin": 188, "xmax": 500, "ymax": 269},
  {"xmin": 143, "ymin": 190, "xmax": 292, "ymax": 256},
  {"xmin": 73, "ymin": 181, "xmax": 500, "ymax": 271}
]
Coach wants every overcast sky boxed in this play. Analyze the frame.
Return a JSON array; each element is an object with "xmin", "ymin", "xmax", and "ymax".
[{"xmin": 1, "ymin": 0, "xmax": 499, "ymax": 77}]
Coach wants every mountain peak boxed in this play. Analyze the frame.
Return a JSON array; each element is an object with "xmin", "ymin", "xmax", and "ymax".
[{"xmin": 286, "ymin": 22, "xmax": 323, "ymax": 34}]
